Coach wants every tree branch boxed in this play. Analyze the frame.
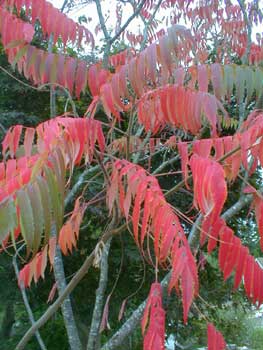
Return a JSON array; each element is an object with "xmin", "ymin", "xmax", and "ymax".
[
  {"xmin": 15, "ymin": 222, "xmax": 114, "ymax": 350},
  {"xmin": 222, "ymin": 194, "xmax": 252, "ymax": 221},
  {"xmin": 60, "ymin": 0, "xmax": 69, "ymax": 12},
  {"xmin": 13, "ymin": 252, "xmax": 47, "ymax": 350},
  {"xmin": 100, "ymin": 191, "xmax": 253, "ymax": 349},
  {"xmin": 16, "ymin": 132, "xmax": 252, "ymax": 349},
  {"xmin": 109, "ymin": 0, "xmax": 147, "ymax": 44},
  {"xmin": 65, "ymin": 164, "xmax": 102, "ymax": 207},
  {"xmin": 87, "ymin": 238, "xmax": 112, "ymax": 350},
  {"xmin": 53, "ymin": 236, "xmax": 82, "ymax": 350},
  {"xmin": 48, "ymin": 34, "xmax": 82, "ymax": 348},
  {"xmin": 152, "ymin": 155, "xmax": 180, "ymax": 175},
  {"xmin": 132, "ymin": 130, "xmax": 151, "ymax": 164},
  {"xmin": 140, "ymin": 0, "xmax": 162, "ymax": 50},
  {"xmin": 237, "ymin": 0, "xmax": 252, "ymax": 64},
  {"xmin": 94, "ymin": 0, "xmax": 110, "ymax": 40}
]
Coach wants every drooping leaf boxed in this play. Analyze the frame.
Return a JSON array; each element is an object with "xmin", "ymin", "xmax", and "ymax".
[
  {"xmin": 16, "ymin": 188, "xmax": 35, "ymax": 253},
  {"xmin": 44, "ymin": 166, "xmax": 63, "ymax": 233},
  {"xmin": 207, "ymin": 323, "xmax": 226, "ymax": 350},
  {"xmin": 27, "ymin": 183, "xmax": 44, "ymax": 254},
  {"xmin": 0, "ymin": 198, "xmax": 18, "ymax": 243},
  {"xmin": 36, "ymin": 176, "xmax": 52, "ymax": 244},
  {"xmin": 142, "ymin": 283, "xmax": 165, "ymax": 350}
]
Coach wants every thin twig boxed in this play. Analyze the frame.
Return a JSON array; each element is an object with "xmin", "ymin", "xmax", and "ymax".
[
  {"xmin": 13, "ymin": 247, "xmax": 47, "ymax": 350},
  {"xmin": 109, "ymin": 0, "xmax": 148, "ymax": 45},
  {"xmin": 132, "ymin": 130, "xmax": 151, "ymax": 164},
  {"xmin": 0, "ymin": 65, "xmax": 48, "ymax": 91},
  {"xmin": 140, "ymin": 0, "xmax": 162, "ymax": 50},
  {"xmin": 15, "ymin": 225, "xmax": 114, "ymax": 350},
  {"xmin": 94, "ymin": 0, "xmax": 110, "ymax": 40},
  {"xmin": 152, "ymin": 155, "xmax": 180, "ymax": 175},
  {"xmin": 237, "ymin": 0, "xmax": 252, "ymax": 64}
]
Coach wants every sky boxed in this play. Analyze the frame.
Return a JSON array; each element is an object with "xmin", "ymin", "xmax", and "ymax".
[
  {"xmin": 51, "ymin": 0, "xmax": 261, "ymax": 47},
  {"xmin": 52, "ymin": 0, "xmax": 144, "ymax": 42}
]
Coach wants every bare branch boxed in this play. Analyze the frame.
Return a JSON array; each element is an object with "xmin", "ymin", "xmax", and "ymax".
[
  {"xmin": 109, "ymin": 0, "xmax": 147, "ymax": 44},
  {"xmin": 222, "ymin": 194, "xmax": 252, "ymax": 221},
  {"xmin": 65, "ymin": 164, "xmax": 101, "ymax": 207},
  {"xmin": 16, "ymin": 247, "xmax": 97, "ymax": 349},
  {"xmin": 61, "ymin": 0, "xmax": 69, "ymax": 12},
  {"xmin": 94, "ymin": 0, "xmax": 110, "ymax": 40},
  {"xmin": 152, "ymin": 155, "xmax": 180, "ymax": 175},
  {"xmin": 140, "ymin": 0, "xmax": 162, "ymax": 50},
  {"xmin": 87, "ymin": 238, "xmax": 112, "ymax": 350},
  {"xmin": 237, "ymin": 0, "xmax": 252, "ymax": 64},
  {"xmin": 53, "ymin": 237, "xmax": 82, "ymax": 350},
  {"xmin": 101, "ymin": 271, "xmax": 171, "ymax": 350},
  {"xmin": 132, "ymin": 130, "xmax": 151, "ymax": 164},
  {"xmin": 13, "ymin": 252, "xmax": 47, "ymax": 350},
  {"xmin": 15, "ymin": 222, "xmax": 114, "ymax": 350}
]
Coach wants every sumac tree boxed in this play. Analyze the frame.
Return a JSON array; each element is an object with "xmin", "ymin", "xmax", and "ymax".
[{"xmin": 0, "ymin": 0, "xmax": 263, "ymax": 349}]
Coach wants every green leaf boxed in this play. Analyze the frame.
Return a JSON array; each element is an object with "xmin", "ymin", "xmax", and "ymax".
[
  {"xmin": 50, "ymin": 53, "xmax": 58, "ymax": 84},
  {"xmin": 254, "ymin": 67, "xmax": 263, "ymax": 98},
  {"xmin": 16, "ymin": 189, "xmax": 35, "ymax": 253},
  {"xmin": 0, "ymin": 198, "xmax": 17, "ymax": 243},
  {"xmin": 235, "ymin": 66, "xmax": 245, "ymax": 103},
  {"xmin": 223, "ymin": 64, "xmax": 234, "ymax": 98},
  {"xmin": 50, "ymin": 149, "xmax": 66, "ymax": 200},
  {"xmin": 36, "ymin": 176, "xmax": 52, "ymax": 245},
  {"xmin": 244, "ymin": 66, "xmax": 253, "ymax": 101},
  {"xmin": 44, "ymin": 166, "xmax": 63, "ymax": 233},
  {"xmin": 27, "ymin": 183, "xmax": 44, "ymax": 254},
  {"xmin": 5, "ymin": 39, "xmax": 25, "ymax": 49},
  {"xmin": 11, "ymin": 45, "xmax": 28, "ymax": 69}
]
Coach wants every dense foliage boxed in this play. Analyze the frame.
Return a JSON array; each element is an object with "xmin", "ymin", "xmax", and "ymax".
[{"xmin": 0, "ymin": 1, "xmax": 263, "ymax": 350}]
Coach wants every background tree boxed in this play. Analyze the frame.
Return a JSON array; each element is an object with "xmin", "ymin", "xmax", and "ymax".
[{"xmin": 0, "ymin": 1, "xmax": 262, "ymax": 350}]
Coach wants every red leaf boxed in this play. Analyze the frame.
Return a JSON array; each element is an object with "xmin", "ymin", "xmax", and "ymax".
[
  {"xmin": 47, "ymin": 282, "xmax": 57, "ymax": 303},
  {"xmin": 244, "ymin": 255, "xmax": 254, "ymax": 300},
  {"xmin": 169, "ymin": 238, "xmax": 198, "ymax": 323},
  {"xmin": 211, "ymin": 63, "xmax": 223, "ymax": 100},
  {"xmin": 48, "ymin": 236, "xmax": 56, "ymax": 266},
  {"xmin": 58, "ymin": 197, "xmax": 85, "ymax": 255},
  {"xmin": 190, "ymin": 155, "xmax": 227, "ymax": 229},
  {"xmin": 234, "ymin": 245, "xmax": 249, "ymax": 289},
  {"xmin": 65, "ymin": 57, "xmax": 77, "ymax": 94},
  {"xmin": 198, "ymin": 64, "xmax": 209, "ymax": 92},
  {"xmin": 19, "ymin": 264, "xmax": 31, "ymax": 288},
  {"xmin": 24, "ymin": 127, "xmax": 35, "ymax": 157},
  {"xmin": 75, "ymin": 60, "xmax": 88, "ymax": 98},
  {"xmin": 100, "ymin": 294, "xmax": 111, "ymax": 332},
  {"xmin": 254, "ymin": 196, "xmax": 263, "ymax": 251},
  {"xmin": 118, "ymin": 299, "xmax": 127, "ymax": 321},
  {"xmin": 177, "ymin": 142, "xmax": 189, "ymax": 188},
  {"xmin": 142, "ymin": 283, "xmax": 165, "ymax": 350},
  {"xmin": 207, "ymin": 323, "xmax": 226, "ymax": 350}
]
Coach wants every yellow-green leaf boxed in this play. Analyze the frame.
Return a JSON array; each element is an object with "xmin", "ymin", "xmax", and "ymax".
[
  {"xmin": 27, "ymin": 183, "xmax": 44, "ymax": 254},
  {"xmin": 36, "ymin": 176, "xmax": 52, "ymax": 245},
  {"xmin": 16, "ymin": 189, "xmax": 35, "ymax": 253},
  {"xmin": 0, "ymin": 198, "xmax": 17, "ymax": 243}
]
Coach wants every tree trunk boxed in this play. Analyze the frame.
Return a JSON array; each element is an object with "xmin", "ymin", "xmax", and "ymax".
[{"xmin": 53, "ymin": 244, "xmax": 82, "ymax": 350}]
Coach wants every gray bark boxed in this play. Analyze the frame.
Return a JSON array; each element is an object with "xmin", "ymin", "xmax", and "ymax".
[
  {"xmin": 48, "ymin": 26, "xmax": 82, "ymax": 350},
  {"xmin": 87, "ymin": 238, "xmax": 112, "ymax": 350},
  {"xmin": 53, "ymin": 243, "xmax": 82, "ymax": 350}
]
